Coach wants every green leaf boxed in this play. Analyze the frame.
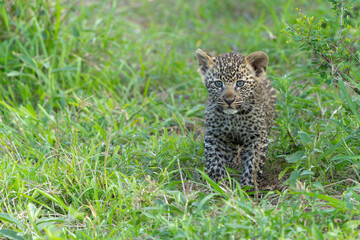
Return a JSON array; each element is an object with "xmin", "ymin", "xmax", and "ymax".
[
  {"xmin": 290, "ymin": 192, "xmax": 346, "ymax": 210},
  {"xmin": 288, "ymin": 170, "xmax": 299, "ymax": 186},
  {"xmin": 94, "ymin": 122, "xmax": 107, "ymax": 141},
  {"xmin": 26, "ymin": 203, "xmax": 41, "ymax": 234},
  {"xmin": 0, "ymin": 229, "xmax": 23, "ymax": 240},
  {"xmin": 35, "ymin": 189, "xmax": 75, "ymax": 215},
  {"xmin": 278, "ymin": 167, "xmax": 290, "ymax": 179},
  {"xmin": 224, "ymin": 223, "xmax": 252, "ymax": 229},
  {"xmin": 167, "ymin": 204, "xmax": 185, "ymax": 214},
  {"xmin": 298, "ymin": 131, "xmax": 312, "ymax": 146},
  {"xmin": 312, "ymin": 182, "xmax": 325, "ymax": 192},
  {"xmin": 319, "ymin": 71, "xmax": 327, "ymax": 79},
  {"xmin": 27, "ymin": 203, "xmax": 41, "ymax": 222},
  {"xmin": 6, "ymin": 71, "xmax": 23, "ymax": 77},
  {"xmin": 311, "ymin": 224, "xmax": 324, "ymax": 240},
  {"xmin": 194, "ymin": 193, "xmax": 219, "ymax": 216},
  {"xmin": 285, "ymin": 151, "xmax": 305, "ymax": 163},
  {"xmin": 36, "ymin": 217, "xmax": 66, "ymax": 231},
  {"xmin": 345, "ymin": 220, "xmax": 360, "ymax": 230},
  {"xmin": 16, "ymin": 54, "xmax": 37, "ymax": 69},
  {"xmin": 300, "ymin": 170, "xmax": 314, "ymax": 177},
  {"xmin": 112, "ymin": 145, "xmax": 121, "ymax": 157},
  {"xmin": 26, "ymin": 104, "xmax": 37, "ymax": 119},
  {"xmin": 0, "ymin": 213, "xmax": 26, "ymax": 230},
  {"xmin": 37, "ymin": 104, "xmax": 55, "ymax": 123},
  {"xmin": 332, "ymin": 155, "xmax": 360, "ymax": 161},
  {"xmin": 339, "ymin": 77, "xmax": 360, "ymax": 125},
  {"xmin": 36, "ymin": 216, "xmax": 67, "ymax": 225},
  {"xmin": 52, "ymin": 66, "xmax": 76, "ymax": 73},
  {"xmin": 317, "ymin": 131, "xmax": 356, "ymax": 161},
  {"xmin": 344, "ymin": 191, "xmax": 353, "ymax": 210},
  {"xmin": 197, "ymin": 170, "xmax": 225, "ymax": 195}
]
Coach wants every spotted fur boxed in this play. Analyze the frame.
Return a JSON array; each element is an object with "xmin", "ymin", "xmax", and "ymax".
[{"xmin": 196, "ymin": 49, "xmax": 276, "ymax": 187}]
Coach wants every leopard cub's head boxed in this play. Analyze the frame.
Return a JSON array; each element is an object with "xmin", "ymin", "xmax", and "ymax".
[{"xmin": 196, "ymin": 49, "xmax": 268, "ymax": 115}]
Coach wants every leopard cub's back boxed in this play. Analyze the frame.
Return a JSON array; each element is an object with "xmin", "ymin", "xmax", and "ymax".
[{"xmin": 260, "ymin": 76, "xmax": 277, "ymax": 133}]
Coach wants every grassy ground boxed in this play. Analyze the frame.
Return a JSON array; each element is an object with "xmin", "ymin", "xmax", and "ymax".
[{"xmin": 1, "ymin": 0, "xmax": 360, "ymax": 239}]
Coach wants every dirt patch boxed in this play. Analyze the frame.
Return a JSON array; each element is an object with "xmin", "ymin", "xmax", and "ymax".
[{"xmin": 258, "ymin": 169, "xmax": 288, "ymax": 192}]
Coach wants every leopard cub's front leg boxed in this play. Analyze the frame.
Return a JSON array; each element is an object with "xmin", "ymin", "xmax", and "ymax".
[
  {"xmin": 204, "ymin": 134, "xmax": 226, "ymax": 183},
  {"xmin": 240, "ymin": 139, "xmax": 268, "ymax": 187},
  {"xmin": 204, "ymin": 134, "xmax": 239, "ymax": 183}
]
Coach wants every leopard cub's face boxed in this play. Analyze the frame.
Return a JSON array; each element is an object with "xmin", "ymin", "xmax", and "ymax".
[
  {"xmin": 196, "ymin": 49, "xmax": 268, "ymax": 115},
  {"xmin": 204, "ymin": 62, "xmax": 257, "ymax": 115}
]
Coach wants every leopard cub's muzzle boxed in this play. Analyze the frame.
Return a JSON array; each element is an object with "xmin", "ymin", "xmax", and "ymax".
[{"xmin": 218, "ymin": 88, "xmax": 240, "ymax": 114}]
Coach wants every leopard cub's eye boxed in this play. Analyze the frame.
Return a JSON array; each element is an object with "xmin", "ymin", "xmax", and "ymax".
[
  {"xmin": 215, "ymin": 81, "xmax": 223, "ymax": 87},
  {"xmin": 236, "ymin": 80, "xmax": 245, "ymax": 87}
]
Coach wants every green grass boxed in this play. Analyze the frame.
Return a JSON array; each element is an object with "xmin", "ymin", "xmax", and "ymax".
[{"xmin": 1, "ymin": 0, "xmax": 360, "ymax": 239}]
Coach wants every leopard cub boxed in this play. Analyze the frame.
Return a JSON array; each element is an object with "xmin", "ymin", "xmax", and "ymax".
[{"xmin": 196, "ymin": 49, "xmax": 276, "ymax": 187}]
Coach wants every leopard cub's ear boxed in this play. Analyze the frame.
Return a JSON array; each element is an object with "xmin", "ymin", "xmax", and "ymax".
[
  {"xmin": 245, "ymin": 51, "xmax": 268, "ymax": 78},
  {"xmin": 196, "ymin": 49, "xmax": 214, "ymax": 84}
]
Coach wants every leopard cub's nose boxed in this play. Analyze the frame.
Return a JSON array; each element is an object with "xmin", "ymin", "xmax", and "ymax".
[{"xmin": 224, "ymin": 98, "xmax": 235, "ymax": 105}]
